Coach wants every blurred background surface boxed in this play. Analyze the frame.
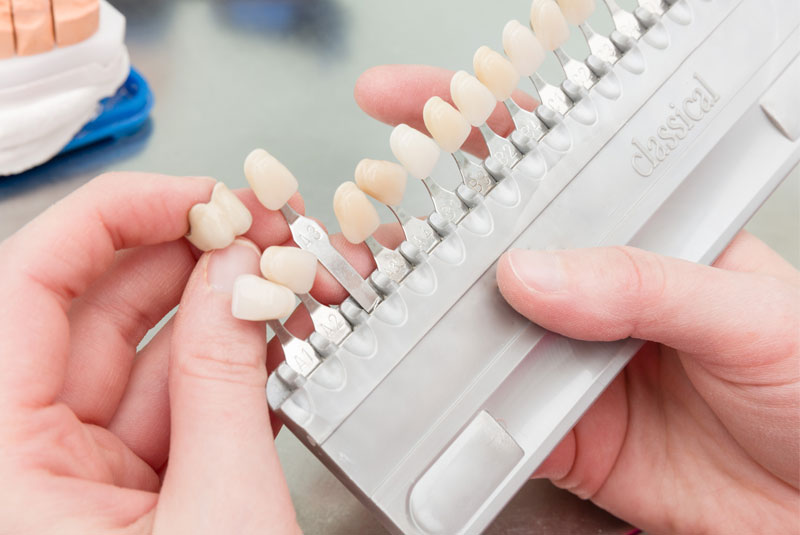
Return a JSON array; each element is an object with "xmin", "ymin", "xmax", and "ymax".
[{"xmin": 0, "ymin": 1, "xmax": 797, "ymax": 533}]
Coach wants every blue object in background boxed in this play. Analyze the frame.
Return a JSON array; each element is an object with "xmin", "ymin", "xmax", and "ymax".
[{"xmin": 60, "ymin": 67, "xmax": 153, "ymax": 155}]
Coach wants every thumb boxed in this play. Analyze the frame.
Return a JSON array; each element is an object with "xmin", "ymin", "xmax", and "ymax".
[
  {"xmin": 155, "ymin": 238, "xmax": 299, "ymax": 534},
  {"xmin": 496, "ymin": 246, "xmax": 799, "ymax": 370}
]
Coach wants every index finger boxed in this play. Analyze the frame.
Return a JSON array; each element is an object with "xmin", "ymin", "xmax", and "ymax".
[{"xmin": 0, "ymin": 172, "xmax": 214, "ymax": 409}]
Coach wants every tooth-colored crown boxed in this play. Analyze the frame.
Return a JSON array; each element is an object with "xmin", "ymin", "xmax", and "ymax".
[
  {"xmin": 556, "ymin": 0, "xmax": 595, "ymax": 25},
  {"xmin": 243, "ymin": 148, "xmax": 299, "ymax": 210},
  {"xmin": 260, "ymin": 246, "xmax": 318, "ymax": 295},
  {"xmin": 186, "ymin": 182, "xmax": 253, "ymax": 251},
  {"xmin": 333, "ymin": 181, "xmax": 381, "ymax": 244},
  {"xmin": 389, "ymin": 124, "xmax": 441, "ymax": 180},
  {"xmin": 450, "ymin": 71, "xmax": 496, "ymax": 127},
  {"xmin": 531, "ymin": 0, "xmax": 570, "ymax": 51},
  {"xmin": 231, "ymin": 274, "xmax": 297, "ymax": 321},
  {"xmin": 473, "ymin": 46, "xmax": 520, "ymax": 102},
  {"xmin": 503, "ymin": 20, "xmax": 546, "ymax": 77},
  {"xmin": 355, "ymin": 159, "xmax": 407, "ymax": 206},
  {"xmin": 423, "ymin": 96, "xmax": 471, "ymax": 154}
]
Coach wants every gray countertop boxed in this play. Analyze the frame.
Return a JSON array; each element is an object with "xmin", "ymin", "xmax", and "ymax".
[{"xmin": 0, "ymin": 1, "xmax": 797, "ymax": 533}]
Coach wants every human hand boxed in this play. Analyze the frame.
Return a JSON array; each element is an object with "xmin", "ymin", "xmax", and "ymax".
[
  {"xmin": 0, "ymin": 172, "xmax": 316, "ymax": 534},
  {"xmin": 355, "ymin": 64, "xmax": 800, "ymax": 533}
]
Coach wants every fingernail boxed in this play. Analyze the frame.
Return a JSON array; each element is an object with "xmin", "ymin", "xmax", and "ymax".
[
  {"xmin": 206, "ymin": 239, "xmax": 261, "ymax": 294},
  {"xmin": 507, "ymin": 249, "xmax": 564, "ymax": 293}
]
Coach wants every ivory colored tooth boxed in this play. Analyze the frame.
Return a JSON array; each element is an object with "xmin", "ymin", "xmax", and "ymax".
[
  {"xmin": 503, "ymin": 20, "xmax": 546, "ymax": 77},
  {"xmin": 243, "ymin": 149, "xmax": 299, "ymax": 210},
  {"xmin": 355, "ymin": 159, "xmax": 407, "ymax": 206},
  {"xmin": 11, "ymin": 0, "xmax": 55, "ymax": 56},
  {"xmin": 531, "ymin": 0, "xmax": 570, "ymax": 51},
  {"xmin": 185, "ymin": 182, "xmax": 252, "ymax": 251},
  {"xmin": 556, "ymin": 0, "xmax": 595, "ymax": 25},
  {"xmin": 333, "ymin": 182, "xmax": 380, "ymax": 244},
  {"xmin": 51, "ymin": 0, "xmax": 99, "ymax": 46},
  {"xmin": 423, "ymin": 97, "xmax": 471, "ymax": 153},
  {"xmin": 186, "ymin": 203, "xmax": 237, "ymax": 252},
  {"xmin": 450, "ymin": 71, "xmax": 496, "ymax": 127},
  {"xmin": 260, "ymin": 246, "xmax": 318, "ymax": 295},
  {"xmin": 389, "ymin": 124, "xmax": 441, "ymax": 180},
  {"xmin": 231, "ymin": 275, "xmax": 297, "ymax": 321},
  {"xmin": 0, "ymin": 1, "xmax": 13, "ymax": 59},
  {"xmin": 211, "ymin": 182, "xmax": 253, "ymax": 236},
  {"xmin": 473, "ymin": 46, "xmax": 520, "ymax": 102}
]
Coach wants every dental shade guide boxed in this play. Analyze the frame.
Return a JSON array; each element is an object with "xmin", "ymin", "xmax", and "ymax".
[{"xmin": 236, "ymin": 0, "xmax": 800, "ymax": 533}]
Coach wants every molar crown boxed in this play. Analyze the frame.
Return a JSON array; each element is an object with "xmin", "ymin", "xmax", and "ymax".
[
  {"xmin": 355, "ymin": 159, "xmax": 408, "ymax": 206},
  {"xmin": 186, "ymin": 182, "xmax": 253, "ymax": 252},
  {"xmin": 231, "ymin": 274, "xmax": 297, "ymax": 321},
  {"xmin": 244, "ymin": 148, "xmax": 299, "ymax": 210},
  {"xmin": 423, "ymin": 96, "xmax": 471, "ymax": 153},
  {"xmin": 261, "ymin": 246, "xmax": 318, "ymax": 295},
  {"xmin": 531, "ymin": 0, "xmax": 570, "ymax": 51},
  {"xmin": 389, "ymin": 124, "xmax": 442, "ymax": 180},
  {"xmin": 503, "ymin": 20, "xmax": 546, "ymax": 77},
  {"xmin": 449, "ymin": 71, "xmax": 496, "ymax": 127},
  {"xmin": 473, "ymin": 46, "xmax": 520, "ymax": 102},
  {"xmin": 333, "ymin": 181, "xmax": 381, "ymax": 244}
]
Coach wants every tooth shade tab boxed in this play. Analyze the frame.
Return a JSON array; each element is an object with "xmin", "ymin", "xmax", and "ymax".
[
  {"xmin": 473, "ymin": 46, "xmax": 521, "ymax": 102},
  {"xmin": 450, "ymin": 71, "xmax": 496, "ymax": 127},
  {"xmin": 243, "ymin": 148, "xmax": 299, "ymax": 210},
  {"xmin": 355, "ymin": 159, "xmax": 408, "ymax": 206},
  {"xmin": 389, "ymin": 124, "xmax": 441, "ymax": 180},
  {"xmin": 333, "ymin": 181, "xmax": 381, "ymax": 244},
  {"xmin": 503, "ymin": 20, "xmax": 546, "ymax": 76},
  {"xmin": 186, "ymin": 182, "xmax": 253, "ymax": 252},
  {"xmin": 556, "ymin": 0, "xmax": 595, "ymax": 25},
  {"xmin": 423, "ymin": 97, "xmax": 471, "ymax": 153},
  {"xmin": 231, "ymin": 274, "xmax": 297, "ymax": 321},
  {"xmin": 531, "ymin": 0, "xmax": 570, "ymax": 51},
  {"xmin": 261, "ymin": 246, "xmax": 318, "ymax": 294}
]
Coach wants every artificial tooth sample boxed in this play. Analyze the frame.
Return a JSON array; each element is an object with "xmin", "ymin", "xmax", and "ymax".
[
  {"xmin": 355, "ymin": 159, "xmax": 407, "ymax": 207},
  {"xmin": 244, "ymin": 148, "xmax": 299, "ymax": 210},
  {"xmin": 260, "ymin": 246, "xmax": 318, "ymax": 295},
  {"xmin": 556, "ymin": 0, "xmax": 595, "ymax": 25},
  {"xmin": 503, "ymin": 20, "xmax": 546, "ymax": 77},
  {"xmin": 531, "ymin": 0, "xmax": 570, "ymax": 51},
  {"xmin": 231, "ymin": 275, "xmax": 297, "ymax": 321},
  {"xmin": 333, "ymin": 181, "xmax": 380, "ymax": 244},
  {"xmin": 186, "ymin": 182, "xmax": 253, "ymax": 251},
  {"xmin": 52, "ymin": 0, "xmax": 100, "ymax": 46},
  {"xmin": 11, "ymin": 0, "xmax": 55, "ymax": 56},
  {"xmin": 389, "ymin": 124, "xmax": 441, "ymax": 180},
  {"xmin": 0, "ymin": 0, "xmax": 13, "ymax": 58},
  {"xmin": 450, "ymin": 71, "xmax": 496, "ymax": 127},
  {"xmin": 473, "ymin": 46, "xmax": 520, "ymax": 102},
  {"xmin": 423, "ymin": 97, "xmax": 471, "ymax": 153}
]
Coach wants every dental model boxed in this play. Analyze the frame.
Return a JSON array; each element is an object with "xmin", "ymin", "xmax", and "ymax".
[
  {"xmin": 261, "ymin": 246, "xmax": 352, "ymax": 344},
  {"xmin": 390, "ymin": 124, "xmax": 468, "ymax": 224},
  {"xmin": 334, "ymin": 181, "xmax": 411, "ymax": 283},
  {"xmin": 186, "ymin": 182, "xmax": 253, "ymax": 252},
  {"xmin": 473, "ymin": 46, "xmax": 544, "ymax": 154},
  {"xmin": 0, "ymin": 1, "xmax": 12, "ymax": 59},
  {"xmin": 422, "ymin": 97, "xmax": 498, "ymax": 196},
  {"xmin": 355, "ymin": 158, "xmax": 439, "ymax": 252},
  {"xmin": 52, "ymin": 0, "xmax": 100, "ymax": 46},
  {"xmin": 244, "ymin": 148, "xmax": 381, "ymax": 313},
  {"xmin": 11, "ymin": 0, "xmax": 55, "ymax": 55}
]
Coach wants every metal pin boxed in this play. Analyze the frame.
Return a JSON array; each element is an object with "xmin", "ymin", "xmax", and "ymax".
[
  {"xmin": 298, "ymin": 293, "xmax": 352, "ymax": 345},
  {"xmin": 269, "ymin": 320, "xmax": 321, "ymax": 377},
  {"xmin": 364, "ymin": 236, "xmax": 412, "ymax": 283},
  {"xmin": 603, "ymin": 0, "xmax": 645, "ymax": 39},
  {"xmin": 280, "ymin": 204, "xmax": 380, "ymax": 313}
]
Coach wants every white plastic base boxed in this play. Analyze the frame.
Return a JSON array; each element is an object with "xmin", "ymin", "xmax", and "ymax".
[{"xmin": 0, "ymin": 1, "xmax": 129, "ymax": 176}]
